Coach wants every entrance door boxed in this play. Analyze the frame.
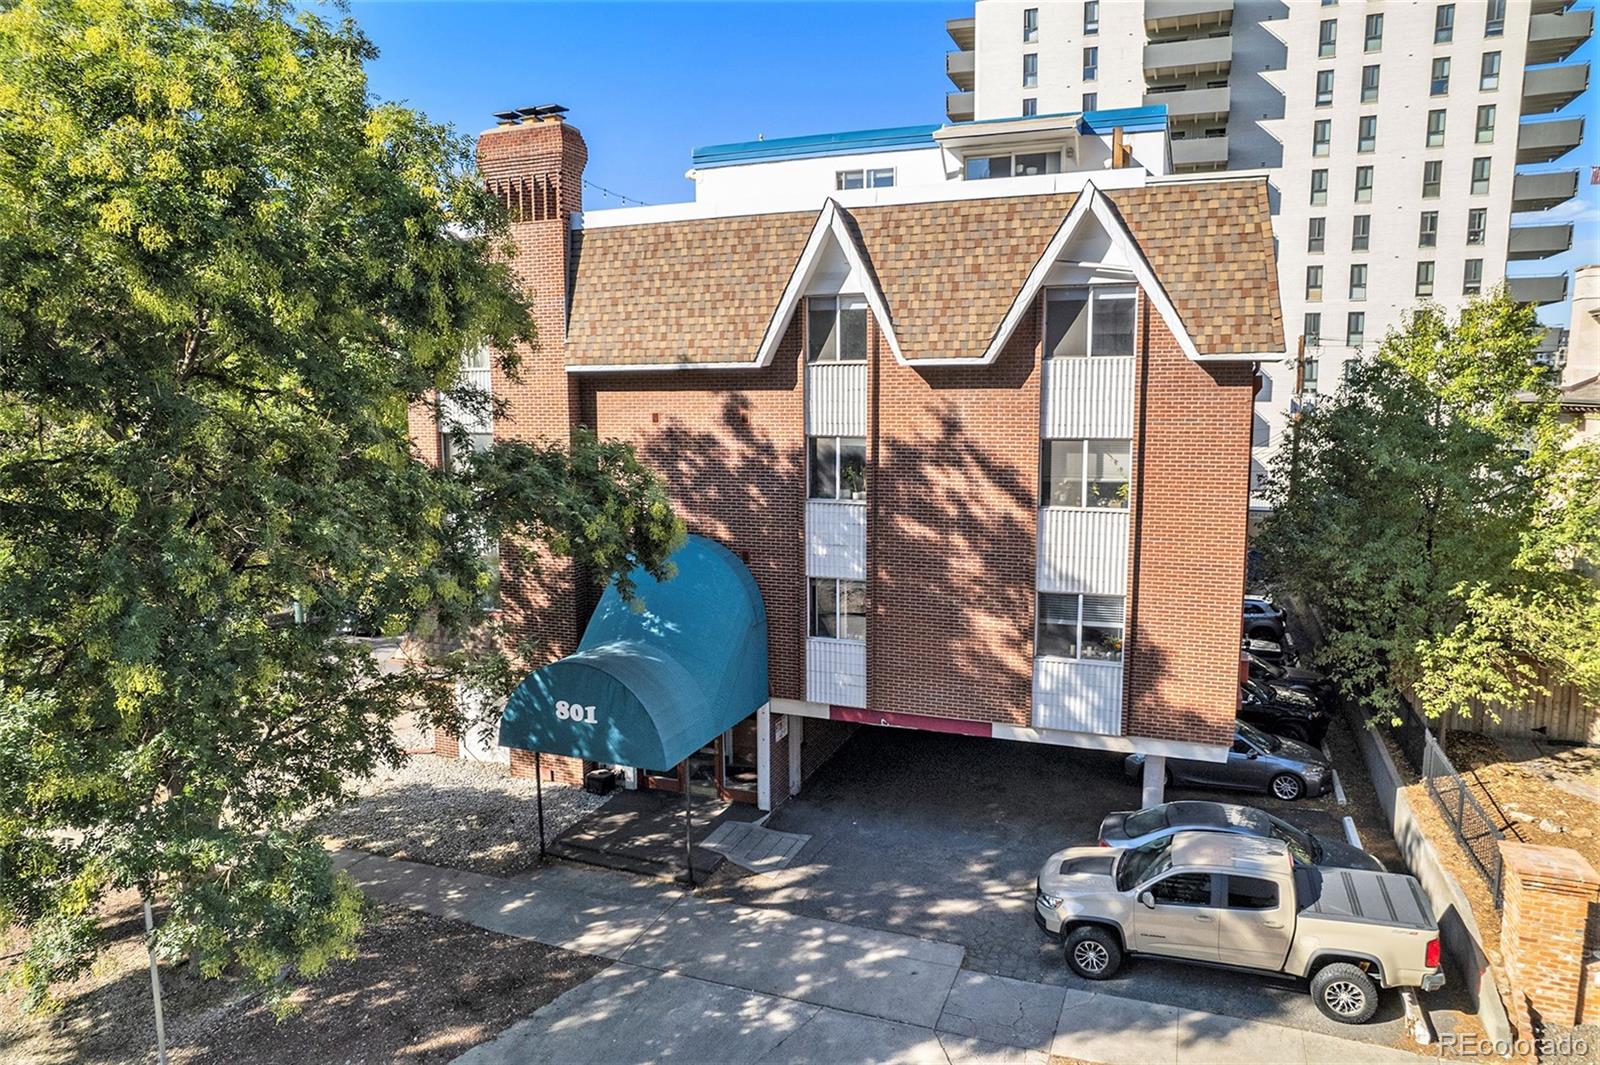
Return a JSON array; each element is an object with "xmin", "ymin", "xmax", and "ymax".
[{"xmin": 684, "ymin": 739, "xmax": 721, "ymax": 798}]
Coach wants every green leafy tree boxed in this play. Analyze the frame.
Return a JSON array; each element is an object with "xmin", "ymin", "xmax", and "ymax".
[
  {"xmin": 0, "ymin": 0, "xmax": 681, "ymax": 1010},
  {"xmin": 1258, "ymin": 290, "xmax": 1600, "ymax": 729}
]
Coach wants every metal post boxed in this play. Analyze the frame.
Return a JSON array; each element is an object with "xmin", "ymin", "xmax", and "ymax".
[
  {"xmin": 534, "ymin": 750, "xmax": 546, "ymax": 858},
  {"xmin": 142, "ymin": 894, "xmax": 168, "ymax": 1065},
  {"xmin": 682, "ymin": 782, "xmax": 696, "ymax": 888}
]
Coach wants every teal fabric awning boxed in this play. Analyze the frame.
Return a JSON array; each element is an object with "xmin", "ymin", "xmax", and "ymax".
[{"xmin": 497, "ymin": 535, "xmax": 769, "ymax": 772}]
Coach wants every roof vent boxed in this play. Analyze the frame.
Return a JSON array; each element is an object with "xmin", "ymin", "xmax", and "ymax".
[{"xmin": 494, "ymin": 104, "xmax": 570, "ymax": 126}]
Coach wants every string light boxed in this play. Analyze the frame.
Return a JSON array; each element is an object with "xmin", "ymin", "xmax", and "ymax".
[{"xmin": 583, "ymin": 178, "xmax": 651, "ymax": 208}]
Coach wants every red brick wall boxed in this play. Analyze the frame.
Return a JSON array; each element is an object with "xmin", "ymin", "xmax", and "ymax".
[
  {"xmin": 575, "ymin": 323, "xmax": 808, "ymax": 703},
  {"xmin": 867, "ymin": 301, "xmax": 1041, "ymax": 726},
  {"xmin": 1123, "ymin": 300, "xmax": 1252, "ymax": 747}
]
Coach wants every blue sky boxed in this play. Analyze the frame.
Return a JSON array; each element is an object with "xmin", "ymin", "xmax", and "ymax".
[{"xmin": 347, "ymin": 1, "xmax": 1595, "ymax": 326}]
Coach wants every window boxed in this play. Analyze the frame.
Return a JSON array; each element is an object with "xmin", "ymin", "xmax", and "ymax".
[
  {"xmin": 810, "ymin": 578, "xmax": 865, "ymax": 641},
  {"xmin": 808, "ymin": 436, "xmax": 867, "ymax": 500},
  {"xmin": 1041, "ymin": 439, "xmax": 1131, "ymax": 508},
  {"xmin": 1422, "ymin": 159, "xmax": 1443, "ymax": 198},
  {"xmin": 1318, "ymin": 18, "xmax": 1337, "ymax": 57},
  {"xmin": 1349, "ymin": 263, "xmax": 1368, "ymax": 300},
  {"xmin": 1480, "ymin": 51, "xmax": 1501, "ymax": 90},
  {"xmin": 1306, "ymin": 265, "xmax": 1324, "ymax": 300},
  {"xmin": 835, "ymin": 168, "xmax": 895, "ymax": 191},
  {"xmin": 1431, "ymin": 57, "xmax": 1451, "ymax": 96},
  {"xmin": 1304, "ymin": 312, "xmax": 1322, "ymax": 346},
  {"xmin": 1467, "ymin": 208, "xmax": 1487, "ymax": 245},
  {"xmin": 1023, "ymin": 6, "xmax": 1039, "ymax": 42},
  {"xmin": 1471, "ymin": 156, "xmax": 1491, "ymax": 195},
  {"xmin": 1315, "ymin": 69, "xmax": 1334, "ymax": 107},
  {"xmin": 1082, "ymin": 92, "xmax": 1098, "ymax": 111},
  {"xmin": 965, "ymin": 151, "xmax": 1062, "ymax": 180},
  {"xmin": 1022, "ymin": 97, "xmax": 1038, "ymax": 117},
  {"xmin": 1485, "ymin": 0, "xmax": 1505, "ymax": 37},
  {"xmin": 1023, "ymin": 52, "xmax": 1038, "ymax": 88},
  {"xmin": 1476, "ymin": 104, "xmax": 1496, "ymax": 143},
  {"xmin": 1312, "ymin": 119, "xmax": 1331, "ymax": 156},
  {"xmin": 1364, "ymin": 13, "xmax": 1383, "ymax": 51},
  {"xmin": 1463, "ymin": 259, "xmax": 1483, "ymax": 295},
  {"xmin": 1037, "ymin": 592, "xmax": 1125, "ymax": 661},
  {"xmin": 1308, "ymin": 217, "xmax": 1326, "ymax": 253},
  {"xmin": 1310, "ymin": 169, "xmax": 1328, "ymax": 205},
  {"xmin": 1434, "ymin": 4, "xmax": 1454, "ymax": 44},
  {"xmin": 1304, "ymin": 355, "xmax": 1321, "ymax": 393},
  {"xmin": 438, "ymin": 429, "xmax": 493, "ymax": 472},
  {"xmin": 1227, "ymin": 877, "xmax": 1280, "ymax": 910},
  {"xmin": 1045, "ymin": 286, "xmax": 1135, "ymax": 358},
  {"xmin": 1426, "ymin": 109, "xmax": 1447, "ymax": 148},
  {"xmin": 1351, "ymin": 214, "xmax": 1370, "ymax": 251},
  {"xmin": 1416, "ymin": 261, "xmax": 1435, "ymax": 297},
  {"xmin": 1357, "ymin": 115, "xmax": 1377, "ymax": 153},
  {"xmin": 1347, "ymin": 312, "xmax": 1366, "ymax": 347},
  {"xmin": 1419, "ymin": 211, "xmax": 1439, "ymax": 248},
  {"xmin": 1354, "ymin": 165, "xmax": 1373, "ymax": 203},
  {"xmin": 1150, "ymin": 873, "xmax": 1213, "ymax": 906},
  {"xmin": 1360, "ymin": 64, "xmax": 1380, "ymax": 103},
  {"xmin": 808, "ymin": 296, "xmax": 867, "ymax": 363},
  {"xmin": 1083, "ymin": 46, "xmax": 1098, "ymax": 81},
  {"xmin": 1084, "ymin": 1, "xmax": 1099, "ymax": 35}
]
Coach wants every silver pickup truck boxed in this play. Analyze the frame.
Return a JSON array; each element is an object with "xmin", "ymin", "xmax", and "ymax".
[{"xmin": 1035, "ymin": 831, "xmax": 1444, "ymax": 1023}]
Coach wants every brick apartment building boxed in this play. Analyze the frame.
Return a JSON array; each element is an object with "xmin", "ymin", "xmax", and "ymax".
[{"xmin": 412, "ymin": 106, "xmax": 1285, "ymax": 810}]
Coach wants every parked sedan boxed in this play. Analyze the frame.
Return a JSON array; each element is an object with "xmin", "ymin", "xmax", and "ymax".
[
  {"xmin": 1096, "ymin": 800, "xmax": 1383, "ymax": 871},
  {"xmin": 1240, "ymin": 679, "xmax": 1330, "ymax": 745},
  {"xmin": 1124, "ymin": 722, "xmax": 1332, "ymax": 801},
  {"xmin": 1246, "ymin": 652, "xmax": 1335, "ymax": 709}
]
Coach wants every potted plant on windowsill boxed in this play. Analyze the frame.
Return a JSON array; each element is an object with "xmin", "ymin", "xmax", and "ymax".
[{"xmin": 843, "ymin": 466, "xmax": 866, "ymax": 501}]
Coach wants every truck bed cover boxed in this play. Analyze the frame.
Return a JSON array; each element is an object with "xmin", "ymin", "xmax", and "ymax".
[{"xmin": 1296, "ymin": 867, "xmax": 1436, "ymax": 931}]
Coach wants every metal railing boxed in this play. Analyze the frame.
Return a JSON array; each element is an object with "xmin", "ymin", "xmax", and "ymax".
[{"xmin": 1420, "ymin": 728, "xmax": 1505, "ymax": 908}]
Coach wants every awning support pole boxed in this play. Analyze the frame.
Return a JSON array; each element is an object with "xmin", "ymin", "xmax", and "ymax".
[
  {"xmin": 683, "ymin": 781, "xmax": 696, "ymax": 888},
  {"xmin": 534, "ymin": 750, "xmax": 547, "ymax": 858}
]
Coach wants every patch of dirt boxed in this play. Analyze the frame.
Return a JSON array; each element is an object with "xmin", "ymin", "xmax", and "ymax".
[
  {"xmin": 316, "ymin": 753, "xmax": 610, "ymax": 876},
  {"xmin": 1442, "ymin": 734, "xmax": 1600, "ymax": 872},
  {"xmin": 4, "ymin": 901, "xmax": 607, "ymax": 1065}
]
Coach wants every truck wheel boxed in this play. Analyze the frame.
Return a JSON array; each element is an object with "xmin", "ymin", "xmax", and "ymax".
[
  {"xmin": 1065, "ymin": 926, "xmax": 1122, "ymax": 980},
  {"xmin": 1311, "ymin": 963, "xmax": 1379, "ymax": 1024},
  {"xmin": 1269, "ymin": 773, "xmax": 1305, "ymax": 801}
]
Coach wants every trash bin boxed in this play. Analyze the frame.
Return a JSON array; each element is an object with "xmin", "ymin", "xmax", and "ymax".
[{"xmin": 584, "ymin": 768, "xmax": 618, "ymax": 796}]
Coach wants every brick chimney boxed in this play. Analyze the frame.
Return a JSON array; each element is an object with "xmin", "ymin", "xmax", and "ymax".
[{"xmin": 477, "ymin": 112, "xmax": 590, "ymax": 680}]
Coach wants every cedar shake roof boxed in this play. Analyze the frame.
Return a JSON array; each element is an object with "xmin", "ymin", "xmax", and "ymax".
[{"xmin": 564, "ymin": 179, "xmax": 1282, "ymax": 367}]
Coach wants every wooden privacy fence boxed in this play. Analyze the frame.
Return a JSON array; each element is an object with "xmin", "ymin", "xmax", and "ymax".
[{"xmin": 1449, "ymin": 668, "xmax": 1597, "ymax": 746}]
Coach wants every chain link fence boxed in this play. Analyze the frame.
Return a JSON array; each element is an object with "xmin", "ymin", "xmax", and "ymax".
[{"xmin": 1420, "ymin": 727, "xmax": 1506, "ymax": 908}]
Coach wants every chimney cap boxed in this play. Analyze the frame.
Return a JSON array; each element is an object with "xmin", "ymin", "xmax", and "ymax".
[{"xmin": 492, "ymin": 104, "xmax": 569, "ymax": 126}]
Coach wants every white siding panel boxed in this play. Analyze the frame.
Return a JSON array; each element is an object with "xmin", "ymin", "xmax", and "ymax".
[
  {"xmin": 1042, "ymin": 356, "xmax": 1134, "ymax": 439},
  {"xmin": 806, "ymin": 638, "xmax": 866, "ymax": 709},
  {"xmin": 806, "ymin": 362, "xmax": 867, "ymax": 436},
  {"xmin": 807, "ymin": 500, "xmax": 866, "ymax": 579},
  {"xmin": 1037, "ymin": 508, "xmax": 1129, "ymax": 594},
  {"xmin": 1032, "ymin": 659, "xmax": 1124, "ymax": 735}
]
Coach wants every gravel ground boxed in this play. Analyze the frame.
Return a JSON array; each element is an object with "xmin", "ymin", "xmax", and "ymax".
[{"xmin": 316, "ymin": 754, "xmax": 610, "ymax": 876}]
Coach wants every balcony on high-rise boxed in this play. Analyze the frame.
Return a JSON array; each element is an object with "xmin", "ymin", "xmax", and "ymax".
[
  {"xmin": 947, "ymin": 90, "xmax": 975, "ymax": 123},
  {"xmin": 1521, "ymin": 62, "xmax": 1589, "ymax": 114},
  {"xmin": 1517, "ymin": 116, "xmax": 1585, "ymax": 164},
  {"xmin": 1526, "ymin": 7, "xmax": 1593, "ymax": 65},
  {"xmin": 1144, "ymin": 0, "xmax": 1234, "ymax": 35},
  {"xmin": 1170, "ymin": 134, "xmax": 1229, "ymax": 171},
  {"xmin": 946, "ymin": 16, "xmax": 975, "ymax": 51},
  {"xmin": 1144, "ymin": 34, "xmax": 1233, "ymax": 79},
  {"xmin": 1508, "ymin": 223, "xmax": 1575, "ymax": 260},
  {"xmin": 1512, "ymin": 169, "xmax": 1580, "ymax": 212},
  {"xmin": 1143, "ymin": 85, "xmax": 1231, "ymax": 122},
  {"xmin": 1508, "ymin": 274, "xmax": 1570, "ymax": 306},
  {"xmin": 947, "ymin": 49, "xmax": 975, "ymax": 91}
]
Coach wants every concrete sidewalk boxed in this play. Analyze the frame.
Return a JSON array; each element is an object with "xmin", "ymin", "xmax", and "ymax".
[{"xmin": 334, "ymin": 849, "xmax": 1430, "ymax": 1064}]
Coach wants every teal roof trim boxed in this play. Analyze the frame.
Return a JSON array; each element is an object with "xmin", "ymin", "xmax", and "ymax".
[
  {"xmin": 1079, "ymin": 105, "xmax": 1168, "ymax": 133},
  {"xmin": 692, "ymin": 124, "xmax": 942, "ymax": 169},
  {"xmin": 498, "ymin": 536, "xmax": 769, "ymax": 772}
]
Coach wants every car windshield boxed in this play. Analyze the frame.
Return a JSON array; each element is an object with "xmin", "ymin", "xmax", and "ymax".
[
  {"xmin": 1250, "ymin": 654, "xmax": 1285, "ymax": 679},
  {"xmin": 1267, "ymin": 814, "xmax": 1322, "ymax": 864},
  {"xmin": 1115, "ymin": 836, "xmax": 1173, "ymax": 892},
  {"xmin": 1122, "ymin": 807, "xmax": 1169, "ymax": 837},
  {"xmin": 1237, "ymin": 721, "xmax": 1281, "ymax": 752}
]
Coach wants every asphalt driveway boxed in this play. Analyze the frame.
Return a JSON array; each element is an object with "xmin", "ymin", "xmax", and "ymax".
[{"xmin": 708, "ymin": 723, "xmax": 1422, "ymax": 1047}]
